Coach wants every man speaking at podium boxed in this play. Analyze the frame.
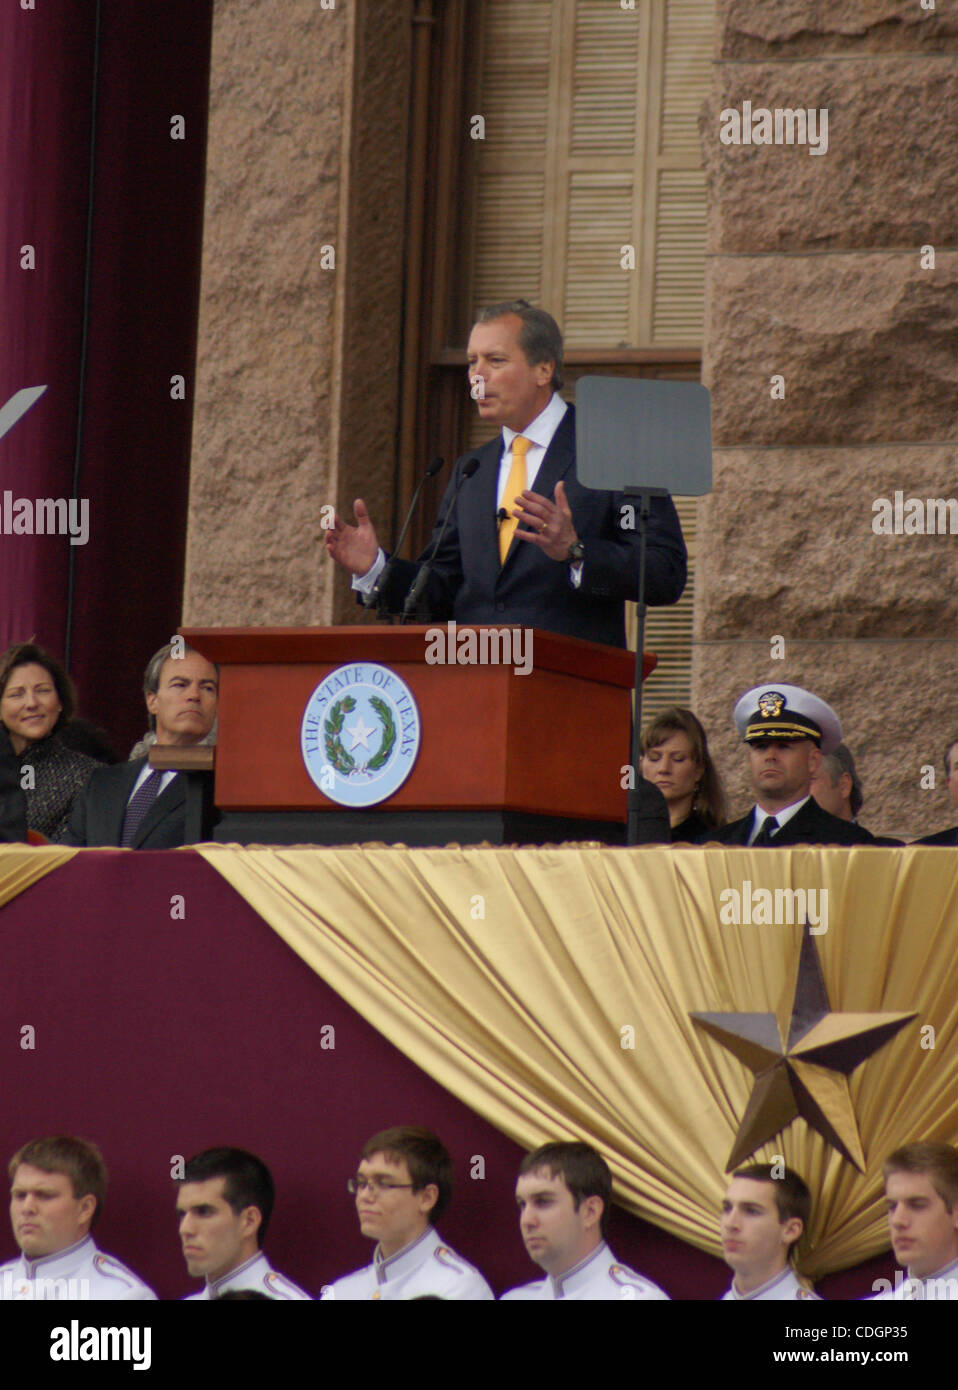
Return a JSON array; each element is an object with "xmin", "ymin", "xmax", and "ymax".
[{"xmin": 325, "ymin": 301, "xmax": 686, "ymax": 648}]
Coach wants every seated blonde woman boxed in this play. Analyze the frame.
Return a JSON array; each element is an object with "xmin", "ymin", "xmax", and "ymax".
[{"xmin": 639, "ymin": 706, "xmax": 726, "ymax": 842}]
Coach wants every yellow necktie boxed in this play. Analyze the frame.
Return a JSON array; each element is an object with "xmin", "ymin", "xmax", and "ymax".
[{"xmin": 498, "ymin": 435, "xmax": 531, "ymax": 564}]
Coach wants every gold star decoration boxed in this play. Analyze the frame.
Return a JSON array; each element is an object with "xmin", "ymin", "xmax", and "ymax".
[{"xmin": 691, "ymin": 927, "xmax": 916, "ymax": 1170}]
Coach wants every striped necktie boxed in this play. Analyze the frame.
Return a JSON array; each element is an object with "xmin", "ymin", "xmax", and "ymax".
[{"xmin": 121, "ymin": 769, "xmax": 164, "ymax": 847}]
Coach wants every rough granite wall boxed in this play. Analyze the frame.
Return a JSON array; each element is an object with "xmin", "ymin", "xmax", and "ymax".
[
  {"xmin": 184, "ymin": 0, "xmax": 411, "ymax": 628},
  {"xmin": 694, "ymin": 0, "xmax": 958, "ymax": 840}
]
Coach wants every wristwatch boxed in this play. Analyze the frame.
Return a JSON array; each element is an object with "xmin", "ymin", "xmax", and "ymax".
[{"xmin": 567, "ymin": 540, "xmax": 585, "ymax": 563}]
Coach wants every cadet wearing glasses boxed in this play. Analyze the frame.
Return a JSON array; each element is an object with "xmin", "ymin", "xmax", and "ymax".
[{"xmin": 323, "ymin": 1127, "xmax": 493, "ymax": 1300}]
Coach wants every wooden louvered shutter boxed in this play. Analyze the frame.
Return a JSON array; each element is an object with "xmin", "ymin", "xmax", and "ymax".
[{"xmin": 458, "ymin": 0, "xmax": 713, "ymax": 715}]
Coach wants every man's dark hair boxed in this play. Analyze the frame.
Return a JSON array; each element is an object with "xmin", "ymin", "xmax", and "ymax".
[
  {"xmin": 360, "ymin": 1127, "xmax": 453, "ymax": 1224},
  {"xmin": 180, "ymin": 1148, "xmax": 275, "ymax": 1246},
  {"xmin": 475, "ymin": 299, "xmax": 564, "ymax": 391},
  {"xmin": 731, "ymin": 1164, "xmax": 811, "ymax": 1257},
  {"xmin": 883, "ymin": 1142, "xmax": 958, "ymax": 1212},
  {"xmin": 0, "ymin": 642, "xmax": 76, "ymax": 729},
  {"xmin": 9, "ymin": 1135, "xmax": 108, "ymax": 1228},
  {"xmin": 519, "ymin": 1141, "xmax": 613, "ymax": 1240},
  {"xmin": 142, "ymin": 642, "xmax": 219, "ymax": 733}
]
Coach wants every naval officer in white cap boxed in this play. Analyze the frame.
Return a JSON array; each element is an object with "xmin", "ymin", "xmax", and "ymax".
[
  {"xmin": 703, "ymin": 683, "xmax": 876, "ymax": 846},
  {"xmin": 2, "ymin": 1135, "xmax": 156, "ymax": 1300},
  {"xmin": 501, "ymin": 1141, "xmax": 669, "ymax": 1300}
]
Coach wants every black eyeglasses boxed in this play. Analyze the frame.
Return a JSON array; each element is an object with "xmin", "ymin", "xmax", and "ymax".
[{"xmin": 347, "ymin": 1176, "xmax": 415, "ymax": 1195}]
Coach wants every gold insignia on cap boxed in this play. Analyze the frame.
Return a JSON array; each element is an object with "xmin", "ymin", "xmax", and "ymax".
[
  {"xmin": 758, "ymin": 691, "xmax": 785, "ymax": 719},
  {"xmin": 372, "ymin": 1290, "xmax": 381, "ymax": 1300}
]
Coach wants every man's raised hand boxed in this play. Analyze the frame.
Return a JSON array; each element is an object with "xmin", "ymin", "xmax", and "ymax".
[{"xmin": 324, "ymin": 498, "xmax": 381, "ymax": 577}]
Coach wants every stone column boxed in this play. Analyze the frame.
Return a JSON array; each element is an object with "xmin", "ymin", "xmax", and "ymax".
[
  {"xmin": 184, "ymin": 0, "xmax": 412, "ymax": 628},
  {"xmin": 695, "ymin": 0, "xmax": 958, "ymax": 839}
]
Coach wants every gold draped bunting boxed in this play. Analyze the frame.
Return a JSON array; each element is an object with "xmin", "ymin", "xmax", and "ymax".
[
  {"xmin": 0, "ymin": 845, "xmax": 79, "ymax": 908},
  {"xmin": 196, "ymin": 842, "xmax": 958, "ymax": 1279}
]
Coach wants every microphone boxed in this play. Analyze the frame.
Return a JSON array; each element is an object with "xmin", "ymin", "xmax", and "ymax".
[
  {"xmin": 401, "ymin": 457, "xmax": 480, "ymax": 623},
  {"xmin": 365, "ymin": 456, "xmax": 444, "ymax": 611}
]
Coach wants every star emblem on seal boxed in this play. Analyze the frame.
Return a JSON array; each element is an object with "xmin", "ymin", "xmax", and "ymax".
[{"xmin": 691, "ymin": 927, "xmax": 916, "ymax": 1171}]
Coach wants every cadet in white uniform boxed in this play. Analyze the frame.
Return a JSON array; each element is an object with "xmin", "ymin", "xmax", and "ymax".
[
  {"xmin": 722, "ymin": 1265, "xmax": 820, "ymax": 1301},
  {"xmin": 0, "ymin": 1235, "xmax": 156, "ymax": 1301},
  {"xmin": 325, "ymin": 1225, "xmax": 491, "ymax": 1300},
  {"xmin": 868, "ymin": 1143, "xmax": 958, "ymax": 1301},
  {"xmin": 500, "ymin": 1140, "xmax": 670, "ymax": 1302},
  {"xmin": 869, "ymin": 1257, "xmax": 958, "ymax": 1301},
  {"xmin": 325, "ymin": 1125, "xmax": 493, "ymax": 1301},
  {"xmin": 185, "ymin": 1250, "xmax": 310, "ymax": 1300},
  {"xmin": 720, "ymin": 1163, "xmax": 821, "ymax": 1302},
  {"xmin": 176, "ymin": 1146, "xmax": 311, "ymax": 1301},
  {"xmin": 3, "ymin": 1135, "xmax": 156, "ymax": 1301},
  {"xmin": 502, "ymin": 1239, "xmax": 668, "ymax": 1301}
]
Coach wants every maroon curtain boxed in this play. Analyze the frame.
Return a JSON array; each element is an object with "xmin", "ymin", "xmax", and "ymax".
[
  {"xmin": 0, "ymin": 1, "xmax": 212, "ymax": 757},
  {"xmin": 0, "ymin": 852, "xmax": 894, "ymax": 1300}
]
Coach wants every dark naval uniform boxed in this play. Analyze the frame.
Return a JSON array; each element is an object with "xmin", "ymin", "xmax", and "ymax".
[{"xmin": 709, "ymin": 796, "xmax": 877, "ymax": 847}]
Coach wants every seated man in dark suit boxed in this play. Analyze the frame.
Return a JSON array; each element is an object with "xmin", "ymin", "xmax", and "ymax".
[
  {"xmin": 914, "ymin": 737, "xmax": 958, "ymax": 845},
  {"xmin": 810, "ymin": 741, "xmax": 903, "ymax": 845},
  {"xmin": 324, "ymin": 300, "xmax": 686, "ymax": 648},
  {"xmin": 702, "ymin": 683, "xmax": 876, "ymax": 847},
  {"xmin": 62, "ymin": 642, "xmax": 218, "ymax": 848}
]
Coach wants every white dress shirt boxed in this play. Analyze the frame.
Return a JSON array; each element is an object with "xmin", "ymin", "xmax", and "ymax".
[{"xmin": 746, "ymin": 795, "xmax": 811, "ymax": 845}]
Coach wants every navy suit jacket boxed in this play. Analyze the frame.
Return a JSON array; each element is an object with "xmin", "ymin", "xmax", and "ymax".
[
  {"xmin": 377, "ymin": 406, "xmax": 687, "ymax": 647},
  {"xmin": 914, "ymin": 825, "xmax": 958, "ymax": 845},
  {"xmin": 704, "ymin": 797, "xmax": 877, "ymax": 847},
  {"xmin": 61, "ymin": 757, "xmax": 189, "ymax": 849}
]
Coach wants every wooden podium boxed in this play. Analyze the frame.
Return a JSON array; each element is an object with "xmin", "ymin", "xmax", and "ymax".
[{"xmin": 183, "ymin": 625, "xmax": 655, "ymax": 846}]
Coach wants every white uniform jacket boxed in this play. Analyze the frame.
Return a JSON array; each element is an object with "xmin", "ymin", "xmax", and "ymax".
[
  {"xmin": 324, "ymin": 1227, "xmax": 493, "ymax": 1301},
  {"xmin": 722, "ymin": 1266, "xmax": 821, "ymax": 1301},
  {"xmin": 0, "ymin": 1236, "xmax": 156, "ymax": 1300},
  {"xmin": 500, "ymin": 1242, "xmax": 669, "ymax": 1301},
  {"xmin": 869, "ymin": 1256, "xmax": 958, "ymax": 1300},
  {"xmin": 184, "ymin": 1250, "xmax": 312, "ymax": 1300}
]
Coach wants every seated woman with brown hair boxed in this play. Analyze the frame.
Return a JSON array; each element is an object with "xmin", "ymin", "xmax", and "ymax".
[
  {"xmin": 639, "ymin": 706, "xmax": 726, "ymax": 842},
  {"xmin": 0, "ymin": 642, "xmax": 100, "ymax": 842}
]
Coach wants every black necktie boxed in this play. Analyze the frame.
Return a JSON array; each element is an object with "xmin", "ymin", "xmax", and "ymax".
[
  {"xmin": 121, "ymin": 769, "xmax": 164, "ymax": 847},
  {"xmin": 752, "ymin": 815, "xmax": 779, "ymax": 846}
]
